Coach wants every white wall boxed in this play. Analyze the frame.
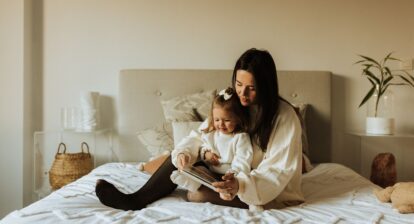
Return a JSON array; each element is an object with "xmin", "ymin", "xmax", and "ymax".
[
  {"xmin": 1, "ymin": 0, "xmax": 414, "ymax": 217},
  {"xmin": 42, "ymin": 0, "xmax": 414, "ymax": 165},
  {"xmin": 0, "ymin": 0, "xmax": 24, "ymax": 218}
]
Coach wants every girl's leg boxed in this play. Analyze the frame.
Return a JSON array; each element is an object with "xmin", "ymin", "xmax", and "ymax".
[{"xmin": 95, "ymin": 155, "xmax": 177, "ymax": 210}]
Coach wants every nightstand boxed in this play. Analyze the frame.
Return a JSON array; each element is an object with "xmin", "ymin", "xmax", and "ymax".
[
  {"xmin": 347, "ymin": 132, "xmax": 414, "ymax": 182},
  {"xmin": 33, "ymin": 129, "xmax": 115, "ymax": 201}
]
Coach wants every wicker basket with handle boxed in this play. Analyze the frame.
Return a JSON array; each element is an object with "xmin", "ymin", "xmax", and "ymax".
[{"xmin": 49, "ymin": 142, "xmax": 93, "ymax": 190}]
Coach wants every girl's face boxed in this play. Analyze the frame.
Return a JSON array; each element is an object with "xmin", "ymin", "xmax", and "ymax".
[
  {"xmin": 213, "ymin": 107, "xmax": 237, "ymax": 134},
  {"xmin": 235, "ymin": 70, "xmax": 257, "ymax": 106}
]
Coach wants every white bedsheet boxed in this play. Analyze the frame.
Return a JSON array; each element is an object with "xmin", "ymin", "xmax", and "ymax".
[{"xmin": 2, "ymin": 163, "xmax": 413, "ymax": 224}]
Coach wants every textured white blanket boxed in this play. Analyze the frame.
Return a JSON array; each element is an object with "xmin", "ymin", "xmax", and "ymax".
[{"xmin": 2, "ymin": 163, "xmax": 413, "ymax": 224}]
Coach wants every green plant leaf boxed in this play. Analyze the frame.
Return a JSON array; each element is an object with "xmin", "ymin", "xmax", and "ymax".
[
  {"xmin": 384, "ymin": 67, "xmax": 392, "ymax": 77},
  {"xmin": 364, "ymin": 70, "xmax": 380, "ymax": 84},
  {"xmin": 383, "ymin": 52, "xmax": 393, "ymax": 65},
  {"xmin": 358, "ymin": 55, "xmax": 381, "ymax": 67},
  {"xmin": 354, "ymin": 59, "xmax": 367, "ymax": 64},
  {"xmin": 380, "ymin": 84, "xmax": 391, "ymax": 97},
  {"xmin": 383, "ymin": 76, "xmax": 393, "ymax": 86},
  {"xmin": 389, "ymin": 83, "xmax": 410, "ymax": 86},
  {"xmin": 399, "ymin": 70, "xmax": 414, "ymax": 83},
  {"xmin": 367, "ymin": 77, "xmax": 376, "ymax": 86},
  {"xmin": 359, "ymin": 85, "xmax": 376, "ymax": 108},
  {"xmin": 383, "ymin": 52, "xmax": 401, "ymax": 63},
  {"xmin": 385, "ymin": 52, "xmax": 394, "ymax": 58},
  {"xmin": 385, "ymin": 57, "xmax": 400, "ymax": 61},
  {"xmin": 396, "ymin": 75, "xmax": 414, "ymax": 87},
  {"xmin": 363, "ymin": 65, "xmax": 374, "ymax": 71}
]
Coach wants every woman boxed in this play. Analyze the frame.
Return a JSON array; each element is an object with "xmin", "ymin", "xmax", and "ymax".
[
  {"xmin": 174, "ymin": 48, "xmax": 304, "ymax": 210},
  {"xmin": 95, "ymin": 48, "xmax": 304, "ymax": 210}
]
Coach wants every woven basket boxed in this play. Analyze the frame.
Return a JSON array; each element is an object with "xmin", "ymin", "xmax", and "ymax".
[{"xmin": 49, "ymin": 142, "xmax": 93, "ymax": 190}]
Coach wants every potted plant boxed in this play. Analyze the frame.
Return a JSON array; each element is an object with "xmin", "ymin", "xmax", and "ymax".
[{"xmin": 355, "ymin": 52, "xmax": 414, "ymax": 135}]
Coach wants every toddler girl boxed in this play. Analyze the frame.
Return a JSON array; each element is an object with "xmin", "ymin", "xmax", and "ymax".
[{"xmin": 171, "ymin": 87, "xmax": 253, "ymax": 193}]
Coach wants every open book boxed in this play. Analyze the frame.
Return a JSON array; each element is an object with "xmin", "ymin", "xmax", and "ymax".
[{"xmin": 181, "ymin": 166, "xmax": 220, "ymax": 191}]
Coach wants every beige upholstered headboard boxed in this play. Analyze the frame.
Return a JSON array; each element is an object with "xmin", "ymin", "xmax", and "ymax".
[{"xmin": 117, "ymin": 70, "xmax": 331, "ymax": 163}]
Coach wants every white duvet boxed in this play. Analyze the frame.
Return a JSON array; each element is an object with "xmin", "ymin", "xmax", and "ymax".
[{"xmin": 2, "ymin": 163, "xmax": 413, "ymax": 224}]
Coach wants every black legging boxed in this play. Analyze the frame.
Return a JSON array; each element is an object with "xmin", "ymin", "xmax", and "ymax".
[{"xmin": 95, "ymin": 155, "xmax": 177, "ymax": 210}]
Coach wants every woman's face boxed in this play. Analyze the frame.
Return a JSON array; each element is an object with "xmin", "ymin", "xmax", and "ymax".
[{"xmin": 235, "ymin": 70, "xmax": 257, "ymax": 106}]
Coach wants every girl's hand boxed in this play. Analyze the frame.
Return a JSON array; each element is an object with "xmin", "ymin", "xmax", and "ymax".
[
  {"xmin": 177, "ymin": 153, "xmax": 190, "ymax": 170},
  {"xmin": 212, "ymin": 172, "xmax": 239, "ymax": 201},
  {"xmin": 204, "ymin": 151, "xmax": 220, "ymax": 166}
]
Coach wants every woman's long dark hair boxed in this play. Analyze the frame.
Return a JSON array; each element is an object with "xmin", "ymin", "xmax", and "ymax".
[{"xmin": 232, "ymin": 48, "xmax": 280, "ymax": 150}]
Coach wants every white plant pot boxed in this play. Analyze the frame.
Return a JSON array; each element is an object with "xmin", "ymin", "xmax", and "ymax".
[{"xmin": 366, "ymin": 117, "xmax": 395, "ymax": 135}]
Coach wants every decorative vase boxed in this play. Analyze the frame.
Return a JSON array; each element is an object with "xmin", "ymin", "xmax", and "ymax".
[{"xmin": 365, "ymin": 86, "xmax": 394, "ymax": 135}]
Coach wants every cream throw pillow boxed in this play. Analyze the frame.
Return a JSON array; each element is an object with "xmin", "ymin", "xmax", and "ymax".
[
  {"xmin": 136, "ymin": 122, "xmax": 173, "ymax": 160},
  {"xmin": 172, "ymin": 121, "xmax": 203, "ymax": 147},
  {"xmin": 160, "ymin": 90, "xmax": 215, "ymax": 122}
]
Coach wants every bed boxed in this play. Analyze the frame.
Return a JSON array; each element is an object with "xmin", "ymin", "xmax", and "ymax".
[{"xmin": 2, "ymin": 69, "xmax": 413, "ymax": 224}]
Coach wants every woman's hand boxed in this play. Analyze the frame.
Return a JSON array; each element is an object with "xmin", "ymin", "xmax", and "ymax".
[
  {"xmin": 212, "ymin": 172, "xmax": 239, "ymax": 201},
  {"xmin": 204, "ymin": 151, "xmax": 220, "ymax": 166},
  {"xmin": 177, "ymin": 153, "xmax": 190, "ymax": 170}
]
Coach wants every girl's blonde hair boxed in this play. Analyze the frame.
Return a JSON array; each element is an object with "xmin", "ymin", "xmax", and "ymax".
[{"xmin": 202, "ymin": 87, "xmax": 249, "ymax": 133}]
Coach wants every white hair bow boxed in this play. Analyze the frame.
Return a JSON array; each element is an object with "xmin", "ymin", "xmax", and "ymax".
[{"xmin": 219, "ymin": 88, "xmax": 233, "ymax": 101}]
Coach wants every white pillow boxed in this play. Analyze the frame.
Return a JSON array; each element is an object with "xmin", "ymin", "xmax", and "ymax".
[
  {"xmin": 136, "ymin": 122, "xmax": 173, "ymax": 159},
  {"xmin": 160, "ymin": 90, "xmax": 216, "ymax": 122},
  {"xmin": 172, "ymin": 121, "xmax": 203, "ymax": 147}
]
